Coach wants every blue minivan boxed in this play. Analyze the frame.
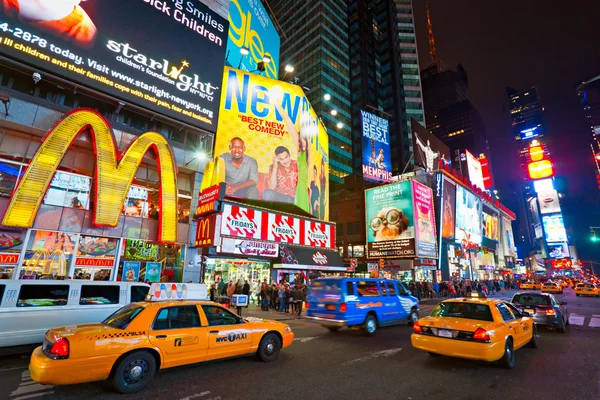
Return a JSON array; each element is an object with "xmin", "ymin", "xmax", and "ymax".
[{"xmin": 305, "ymin": 278, "xmax": 419, "ymax": 336}]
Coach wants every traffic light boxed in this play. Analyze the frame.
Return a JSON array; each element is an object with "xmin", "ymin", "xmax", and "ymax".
[{"xmin": 590, "ymin": 228, "xmax": 599, "ymax": 242}]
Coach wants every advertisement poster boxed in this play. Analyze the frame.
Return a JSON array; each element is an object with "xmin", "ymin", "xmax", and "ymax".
[
  {"xmin": 76, "ymin": 236, "xmax": 118, "ymax": 258},
  {"xmin": 465, "ymin": 150, "xmax": 485, "ymax": 190},
  {"xmin": 145, "ymin": 261, "xmax": 162, "ymax": 283},
  {"xmin": 455, "ymin": 186, "xmax": 482, "ymax": 245},
  {"xmin": 21, "ymin": 231, "xmax": 76, "ymax": 277},
  {"xmin": 412, "ymin": 181, "xmax": 436, "ymax": 258},
  {"xmin": 226, "ymin": 0, "xmax": 280, "ymax": 79},
  {"xmin": 502, "ymin": 217, "xmax": 515, "ymax": 256},
  {"xmin": 441, "ymin": 178, "xmax": 456, "ymax": 239},
  {"xmin": 482, "ymin": 211, "xmax": 499, "ymax": 241},
  {"xmin": 212, "ymin": 67, "xmax": 329, "ymax": 220},
  {"xmin": 537, "ymin": 190, "xmax": 561, "ymax": 214},
  {"xmin": 0, "ymin": 1, "xmax": 228, "ymax": 132},
  {"xmin": 542, "ymin": 214, "xmax": 568, "ymax": 243},
  {"xmin": 548, "ymin": 243, "xmax": 570, "ymax": 259},
  {"xmin": 411, "ymin": 119, "xmax": 450, "ymax": 172},
  {"xmin": 361, "ymin": 110, "xmax": 392, "ymax": 182},
  {"xmin": 122, "ymin": 261, "xmax": 141, "ymax": 282},
  {"xmin": 124, "ymin": 239, "xmax": 158, "ymax": 261},
  {"xmin": 220, "ymin": 238, "xmax": 278, "ymax": 257},
  {"xmin": 365, "ymin": 181, "xmax": 415, "ymax": 259}
]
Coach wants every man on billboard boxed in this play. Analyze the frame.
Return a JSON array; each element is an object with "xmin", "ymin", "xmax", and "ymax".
[
  {"xmin": 264, "ymin": 146, "xmax": 298, "ymax": 204},
  {"xmin": 416, "ymin": 136, "xmax": 441, "ymax": 172},
  {"xmin": 2, "ymin": 0, "xmax": 97, "ymax": 47},
  {"xmin": 219, "ymin": 137, "xmax": 259, "ymax": 200}
]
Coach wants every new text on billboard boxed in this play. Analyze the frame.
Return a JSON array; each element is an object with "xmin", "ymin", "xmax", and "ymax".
[{"xmin": 361, "ymin": 110, "xmax": 392, "ymax": 182}]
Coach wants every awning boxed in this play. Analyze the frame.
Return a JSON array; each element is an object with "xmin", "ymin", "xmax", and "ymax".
[{"xmin": 274, "ymin": 245, "xmax": 345, "ymax": 272}]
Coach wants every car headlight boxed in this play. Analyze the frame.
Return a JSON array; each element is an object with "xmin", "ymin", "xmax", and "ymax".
[{"xmin": 284, "ymin": 326, "xmax": 292, "ymax": 333}]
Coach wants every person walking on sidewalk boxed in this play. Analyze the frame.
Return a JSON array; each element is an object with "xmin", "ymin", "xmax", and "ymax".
[
  {"xmin": 295, "ymin": 283, "xmax": 306, "ymax": 316},
  {"xmin": 433, "ymin": 281, "xmax": 439, "ymax": 299},
  {"xmin": 260, "ymin": 283, "xmax": 269, "ymax": 311},
  {"xmin": 278, "ymin": 284, "xmax": 286, "ymax": 312},
  {"xmin": 242, "ymin": 280, "xmax": 250, "ymax": 308},
  {"xmin": 227, "ymin": 280, "xmax": 235, "ymax": 298}
]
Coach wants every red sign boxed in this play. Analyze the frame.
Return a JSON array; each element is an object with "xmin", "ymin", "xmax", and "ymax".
[
  {"xmin": 528, "ymin": 160, "xmax": 554, "ymax": 180},
  {"xmin": 220, "ymin": 203, "xmax": 335, "ymax": 249},
  {"xmin": 479, "ymin": 155, "xmax": 493, "ymax": 189},
  {"xmin": 0, "ymin": 253, "xmax": 19, "ymax": 264},
  {"xmin": 75, "ymin": 258, "xmax": 115, "ymax": 267},
  {"xmin": 196, "ymin": 183, "xmax": 225, "ymax": 217},
  {"xmin": 312, "ymin": 252, "xmax": 328, "ymax": 265},
  {"xmin": 195, "ymin": 214, "xmax": 219, "ymax": 247}
]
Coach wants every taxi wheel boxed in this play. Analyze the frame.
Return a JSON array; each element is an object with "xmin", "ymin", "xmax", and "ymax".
[
  {"xmin": 258, "ymin": 333, "xmax": 281, "ymax": 362},
  {"xmin": 112, "ymin": 351, "xmax": 156, "ymax": 394},
  {"xmin": 498, "ymin": 339, "xmax": 515, "ymax": 369},
  {"xmin": 527, "ymin": 325, "xmax": 538, "ymax": 348},
  {"xmin": 363, "ymin": 314, "xmax": 377, "ymax": 336}
]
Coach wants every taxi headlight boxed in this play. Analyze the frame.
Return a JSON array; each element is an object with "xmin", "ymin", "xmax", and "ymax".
[{"xmin": 284, "ymin": 326, "xmax": 292, "ymax": 333}]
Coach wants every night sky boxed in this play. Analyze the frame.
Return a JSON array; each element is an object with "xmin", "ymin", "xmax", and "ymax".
[{"xmin": 413, "ymin": 0, "xmax": 600, "ymax": 265}]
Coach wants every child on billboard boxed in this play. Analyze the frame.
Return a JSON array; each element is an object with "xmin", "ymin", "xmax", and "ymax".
[{"xmin": 2, "ymin": 0, "xmax": 97, "ymax": 47}]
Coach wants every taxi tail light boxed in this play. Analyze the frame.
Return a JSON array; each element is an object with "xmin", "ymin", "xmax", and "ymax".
[
  {"xmin": 546, "ymin": 309, "xmax": 556, "ymax": 315},
  {"xmin": 339, "ymin": 303, "xmax": 347, "ymax": 313},
  {"xmin": 413, "ymin": 321, "xmax": 423, "ymax": 334},
  {"xmin": 49, "ymin": 337, "xmax": 69, "ymax": 359},
  {"xmin": 472, "ymin": 328, "xmax": 491, "ymax": 343}
]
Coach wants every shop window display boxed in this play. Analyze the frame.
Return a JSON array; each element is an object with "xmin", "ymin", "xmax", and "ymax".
[
  {"xmin": 204, "ymin": 259, "xmax": 270, "ymax": 286},
  {"xmin": 116, "ymin": 239, "xmax": 185, "ymax": 283},
  {"xmin": 20, "ymin": 230, "xmax": 76, "ymax": 280},
  {"xmin": 73, "ymin": 235, "xmax": 119, "ymax": 281},
  {"xmin": 0, "ymin": 228, "xmax": 26, "ymax": 279}
]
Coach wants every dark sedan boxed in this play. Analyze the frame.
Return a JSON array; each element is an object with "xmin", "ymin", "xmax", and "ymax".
[{"xmin": 511, "ymin": 292, "xmax": 569, "ymax": 333}]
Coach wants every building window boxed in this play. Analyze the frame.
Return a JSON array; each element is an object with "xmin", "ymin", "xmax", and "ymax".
[
  {"xmin": 44, "ymin": 171, "xmax": 91, "ymax": 210},
  {"xmin": 347, "ymin": 222, "xmax": 361, "ymax": 235},
  {"xmin": 352, "ymin": 245, "xmax": 365, "ymax": 257},
  {"xmin": 0, "ymin": 160, "xmax": 24, "ymax": 198}
]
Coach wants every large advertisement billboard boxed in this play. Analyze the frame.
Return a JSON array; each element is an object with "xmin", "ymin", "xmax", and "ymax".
[
  {"xmin": 209, "ymin": 67, "xmax": 329, "ymax": 220},
  {"xmin": 455, "ymin": 185, "xmax": 482, "ymax": 245},
  {"xmin": 465, "ymin": 150, "xmax": 485, "ymax": 190},
  {"xmin": 502, "ymin": 217, "xmax": 515, "ymax": 256},
  {"xmin": 441, "ymin": 178, "xmax": 456, "ymax": 240},
  {"xmin": 365, "ymin": 181, "xmax": 415, "ymax": 259},
  {"xmin": 412, "ymin": 181, "xmax": 436, "ymax": 258},
  {"xmin": 0, "ymin": 1, "xmax": 228, "ymax": 132},
  {"xmin": 227, "ymin": 0, "xmax": 280, "ymax": 79},
  {"xmin": 411, "ymin": 118, "xmax": 450, "ymax": 172},
  {"xmin": 537, "ymin": 190, "xmax": 561, "ymax": 214},
  {"xmin": 482, "ymin": 210, "xmax": 499, "ymax": 241},
  {"xmin": 542, "ymin": 214, "xmax": 568, "ymax": 243},
  {"xmin": 361, "ymin": 110, "xmax": 392, "ymax": 182}
]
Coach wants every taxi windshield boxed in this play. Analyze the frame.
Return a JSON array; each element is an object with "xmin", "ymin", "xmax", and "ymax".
[
  {"xmin": 431, "ymin": 302, "xmax": 493, "ymax": 321},
  {"xmin": 512, "ymin": 294, "xmax": 551, "ymax": 306},
  {"xmin": 102, "ymin": 304, "xmax": 144, "ymax": 329}
]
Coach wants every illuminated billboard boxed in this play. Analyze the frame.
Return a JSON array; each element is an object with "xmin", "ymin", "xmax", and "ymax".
[
  {"xmin": 465, "ymin": 150, "xmax": 485, "ymax": 190},
  {"xmin": 542, "ymin": 214, "xmax": 568, "ymax": 243},
  {"xmin": 202, "ymin": 67, "xmax": 329, "ymax": 220},
  {"xmin": 411, "ymin": 118, "xmax": 450, "ymax": 172},
  {"xmin": 361, "ymin": 110, "xmax": 392, "ymax": 182},
  {"xmin": 482, "ymin": 211, "xmax": 499, "ymax": 241},
  {"xmin": 548, "ymin": 242, "xmax": 570, "ymax": 259},
  {"xmin": 0, "ymin": 1, "xmax": 228, "ymax": 132},
  {"xmin": 227, "ymin": 0, "xmax": 280, "ymax": 79},
  {"xmin": 520, "ymin": 126, "xmax": 540, "ymax": 140},
  {"xmin": 537, "ymin": 190, "xmax": 561, "ymax": 214},
  {"xmin": 528, "ymin": 160, "xmax": 554, "ymax": 180},
  {"xmin": 533, "ymin": 178, "xmax": 554, "ymax": 192},
  {"xmin": 455, "ymin": 185, "xmax": 482, "ymax": 245},
  {"xmin": 412, "ymin": 181, "xmax": 437, "ymax": 258},
  {"xmin": 441, "ymin": 178, "xmax": 456, "ymax": 240}
]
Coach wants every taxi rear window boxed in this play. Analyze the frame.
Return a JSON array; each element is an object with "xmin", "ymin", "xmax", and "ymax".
[
  {"xmin": 102, "ymin": 304, "xmax": 144, "ymax": 329},
  {"xmin": 309, "ymin": 280, "xmax": 342, "ymax": 300},
  {"xmin": 431, "ymin": 302, "xmax": 493, "ymax": 321},
  {"xmin": 512, "ymin": 294, "xmax": 551, "ymax": 306}
]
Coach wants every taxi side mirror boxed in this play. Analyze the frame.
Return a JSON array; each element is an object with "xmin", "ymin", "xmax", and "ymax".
[
  {"xmin": 560, "ymin": 301, "xmax": 567, "ymax": 305},
  {"xmin": 521, "ymin": 311, "xmax": 532, "ymax": 317}
]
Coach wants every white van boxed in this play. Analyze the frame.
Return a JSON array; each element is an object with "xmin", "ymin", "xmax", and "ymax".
[{"xmin": 0, "ymin": 280, "xmax": 150, "ymax": 348}]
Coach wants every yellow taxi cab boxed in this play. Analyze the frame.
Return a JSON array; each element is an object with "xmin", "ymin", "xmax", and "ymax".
[
  {"xmin": 541, "ymin": 281, "xmax": 563, "ymax": 294},
  {"xmin": 411, "ymin": 293, "xmax": 537, "ymax": 369},
  {"xmin": 29, "ymin": 284, "xmax": 294, "ymax": 393},
  {"xmin": 520, "ymin": 280, "xmax": 540, "ymax": 290},
  {"xmin": 574, "ymin": 283, "xmax": 600, "ymax": 297},
  {"xmin": 559, "ymin": 280, "xmax": 570, "ymax": 288}
]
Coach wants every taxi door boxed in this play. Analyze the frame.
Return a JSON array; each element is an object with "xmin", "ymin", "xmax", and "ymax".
[
  {"xmin": 506, "ymin": 302, "xmax": 534, "ymax": 344},
  {"xmin": 148, "ymin": 305, "xmax": 209, "ymax": 368},
  {"xmin": 199, "ymin": 304, "xmax": 253, "ymax": 360},
  {"xmin": 495, "ymin": 302, "xmax": 526, "ymax": 348}
]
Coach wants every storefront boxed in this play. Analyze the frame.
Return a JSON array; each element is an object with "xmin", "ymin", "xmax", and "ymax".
[{"xmin": 273, "ymin": 245, "xmax": 345, "ymax": 283}]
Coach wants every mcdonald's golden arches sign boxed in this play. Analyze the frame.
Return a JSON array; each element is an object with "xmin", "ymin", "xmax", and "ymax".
[{"xmin": 2, "ymin": 108, "xmax": 179, "ymax": 243}]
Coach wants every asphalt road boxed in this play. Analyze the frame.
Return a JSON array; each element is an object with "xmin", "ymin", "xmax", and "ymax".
[{"xmin": 0, "ymin": 288, "xmax": 598, "ymax": 400}]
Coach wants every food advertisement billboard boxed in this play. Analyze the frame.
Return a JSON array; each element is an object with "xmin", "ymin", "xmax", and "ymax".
[
  {"xmin": 537, "ymin": 190, "xmax": 561, "ymax": 214},
  {"xmin": 361, "ymin": 110, "xmax": 392, "ymax": 182},
  {"xmin": 211, "ymin": 67, "xmax": 329, "ymax": 220},
  {"xmin": 365, "ymin": 181, "xmax": 415, "ymax": 259},
  {"xmin": 412, "ymin": 181, "xmax": 436, "ymax": 258},
  {"xmin": 542, "ymin": 214, "xmax": 568, "ymax": 243},
  {"xmin": 482, "ymin": 211, "xmax": 499, "ymax": 241},
  {"xmin": 441, "ymin": 178, "xmax": 456, "ymax": 240},
  {"xmin": 227, "ymin": 0, "xmax": 280, "ymax": 79},
  {"xmin": 0, "ymin": 1, "xmax": 228, "ymax": 132},
  {"xmin": 455, "ymin": 185, "xmax": 482, "ymax": 245}
]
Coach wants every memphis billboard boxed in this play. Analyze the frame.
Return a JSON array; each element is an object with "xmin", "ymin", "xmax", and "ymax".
[
  {"xmin": 0, "ymin": 1, "xmax": 228, "ymax": 132},
  {"xmin": 361, "ymin": 110, "xmax": 392, "ymax": 182},
  {"xmin": 201, "ymin": 67, "xmax": 329, "ymax": 220}
]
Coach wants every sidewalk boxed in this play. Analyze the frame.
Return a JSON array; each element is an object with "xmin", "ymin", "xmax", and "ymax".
[{"xmin": 236, "ymin": 304, "xmax": 303, "ymax": 321}]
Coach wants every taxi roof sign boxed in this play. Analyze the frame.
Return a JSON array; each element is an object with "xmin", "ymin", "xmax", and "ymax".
[
  {"xmin": 146, "ymin": 283, "xmax": 208, "ymax": 302},
  {"xmin": 466, "ymin": 292, "xmax": 487, "ymax": 299}
]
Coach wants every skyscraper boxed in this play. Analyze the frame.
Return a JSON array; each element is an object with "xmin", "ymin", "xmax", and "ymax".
[
  {"xmin": 575, "ymin": 73, "xmax": 600, "ymax": 191},
  {"xmin": 347, "ymin": 0, "xmax": 425, "ymax": 175},
  {"xmin": 270, "ymin": 0, "xmax": 353, "ymax": 185}
]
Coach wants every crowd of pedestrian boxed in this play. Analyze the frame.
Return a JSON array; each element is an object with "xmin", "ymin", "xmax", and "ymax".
[
  {"xmin": 208, "ymin": 278, "xmax": 307, "ymax": 317},
  {"xmin": 408, "ymin": 278, "xmax": 520, "ymax": 300}
]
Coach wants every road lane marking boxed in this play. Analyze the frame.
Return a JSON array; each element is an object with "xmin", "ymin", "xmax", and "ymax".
[
  {"xmin": 342, "ymin": 348, "xmax": 403, "ymax": 367},
  {"xmin": 569, "ymin": 314, "xmax": 585, "ymax": 326},
  {"xmin": 589, "ymin": 317, "xmax": 600, "ymax": 328},
  {"xmin": 0, "ymin": 367, "xmax": 27, "ymax": 373},
  {"xmin": 178, "ymin": 392, "xmax": 215, "ymax": 400},
  {"xmin": 293, "ymin": 336, "xmax": 320, "ymax": 343}
]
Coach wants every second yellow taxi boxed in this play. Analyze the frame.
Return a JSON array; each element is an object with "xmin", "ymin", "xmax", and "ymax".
[
  {"xmin": 574, "ymin": 282, "xmax": 600, "ymax": 297},
  {"xmin": 520, "ymin": 280, "xmax": 541, "ymax": 290},
  {"xmin": 411, "ymin": 293, "xmax": 537, "ymax": 368},
  {"xmin": 541, "ymin": 281, "xmax": 563, "ymax": 294},
  {"xmin": 29, "ymin": 284, "xmax": 294, "ymax": 393}
]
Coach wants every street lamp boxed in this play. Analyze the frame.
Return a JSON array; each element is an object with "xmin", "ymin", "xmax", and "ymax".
[
  {"xmin": 186, "ymin": 151, "xmax": 207, "ymax": 166},
  {"xmin": 330, "ymin": 109, "xmax": 337, "ymax": 116},
  {"xmin": 237, "ymin": 47, "xmax": 249, "ymax": 69},
  {"xmin": 324, "ymin": 94, "xmax": 331, "ymax": 101},
  {"xmin": 336, "ymin": 122, "xmax": 343, "ymax": 129},
  {"xmin": 282, "ymin": 64, "xmax": 295, "ymax": 80}
]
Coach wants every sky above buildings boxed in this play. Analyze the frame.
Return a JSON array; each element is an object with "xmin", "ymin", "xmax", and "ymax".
[{"xmin": 413, "ymin": 0, "xmax": 600, "ymax": 263}]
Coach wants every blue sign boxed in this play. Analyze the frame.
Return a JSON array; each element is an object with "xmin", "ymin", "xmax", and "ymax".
[
  {"xmin": 542, "ymin": 214, "xmax": 568, "ymax": 243},
  {"xmin": 122, "ymin": 261, "xmax": 141, "ymax": 282},
  {"xmin": 145, "ymin": 262, "xmax": 162, "ymax": 283},
  {"xmin": 520, "ymin": 126, "xmax": 540, "ymax": 140},
  {"xmin": 361, "ymin": 110, "xmax": 392, "ymax": 182},
  {"xmin": 227, "ymin": 0, "xmax": 280, "ymax": 79}
]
